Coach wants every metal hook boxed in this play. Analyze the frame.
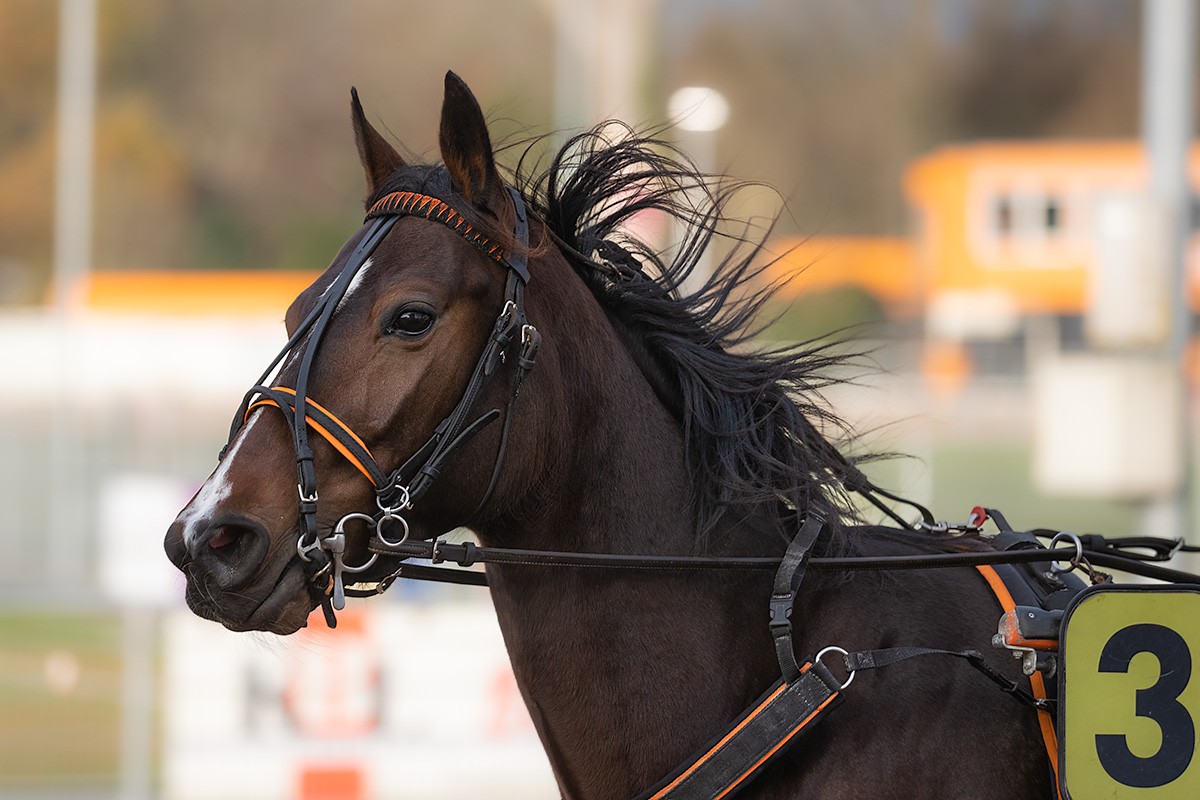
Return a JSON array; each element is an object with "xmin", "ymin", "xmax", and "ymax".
[
  {"xmin": 296, "ymin": 532, "xmax": 322, "ymax": 562},
  {"xmin": 1049, "ymin": 531, "xmax": 1083, "ymax": 575}
]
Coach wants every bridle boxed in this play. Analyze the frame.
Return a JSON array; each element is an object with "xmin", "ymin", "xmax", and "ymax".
[{"xmin": 221, "ymin": 182, "xmax": 538, "ymax": 627}]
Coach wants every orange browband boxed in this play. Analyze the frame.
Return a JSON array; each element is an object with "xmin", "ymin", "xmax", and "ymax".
[
  {"xmin": 366, "ymin": 190, "xmax": 509, "ymax": 264},
  {"xmin": 246, "ymin": 386, "xmax": 379, "ymax": 487}
]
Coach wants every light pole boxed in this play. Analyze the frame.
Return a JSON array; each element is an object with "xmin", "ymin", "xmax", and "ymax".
[
  {"xmin": 1141, "ymin": 0, "xmax": 1195, "ymax": 548},
  {"xmin": 48, "ymin": 0, "xmax": 97, "ymax": 592},
  {"xmin": 53, "ymin": 0, "xmax": 97, "ymax": 312}
]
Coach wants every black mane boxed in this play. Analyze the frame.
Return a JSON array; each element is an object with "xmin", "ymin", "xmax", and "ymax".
[{"xmin": 508, "ymin": 124, "xmax": 865, "ymax": 549}]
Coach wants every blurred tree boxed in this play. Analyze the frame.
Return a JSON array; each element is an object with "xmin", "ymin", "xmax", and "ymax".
[
  {"xmin": 0, "ymin": 0, "xmax": 556, "ymax": 303},
  {"xmin": 0, "ymin": 1, "xmax": 57, "ymax": 302},
  {"xmin": 667, "ymin": 0, "xmax": 1149, "ymax": 239},
  {"xmin": 0, "ymin": 0, "xmax": 1187, "ymax": 307},
  {"xmin": 943, "ymin": 2, "xmax": 1141, "ymax": 139}
]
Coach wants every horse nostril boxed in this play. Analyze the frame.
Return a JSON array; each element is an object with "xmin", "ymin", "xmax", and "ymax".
[
  {"xmin": 208, "ymin": 526, "xmax": 241, "ymax": 550},
  {"xmin": 204, "ymin": 522, "xmax": 258, "ymax": 563},
  {"xmin": 193, "ymin": 517, "xmax": 271, "ymax": 586}
]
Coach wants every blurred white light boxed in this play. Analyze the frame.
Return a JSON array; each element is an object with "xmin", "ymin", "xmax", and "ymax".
[
  {"xmin": 668, "ymin": 87, "xmax": 729, "ymax": 132},
  {"xmin": 44, "ymin": 649, "xmax": 82, "ymax": 695}
]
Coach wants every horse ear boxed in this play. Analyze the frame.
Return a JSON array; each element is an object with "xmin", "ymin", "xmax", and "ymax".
[
  {"xmin": 438, "ymin": 71, "xmax": 503, "ymax": 208},
  {"xmin": 351, "ymin": 87, "xmax": 405, "ymax": 203}
]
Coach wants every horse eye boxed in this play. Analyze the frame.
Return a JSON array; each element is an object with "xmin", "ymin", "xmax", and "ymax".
[{"xmin": 383, "ymin": 307, "xmax": 436, "ymax": 338}]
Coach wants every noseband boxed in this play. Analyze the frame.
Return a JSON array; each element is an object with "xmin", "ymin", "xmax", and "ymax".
[{"xmin": 221, "ymin": 184, "xmax": 537, "ymax": 626}]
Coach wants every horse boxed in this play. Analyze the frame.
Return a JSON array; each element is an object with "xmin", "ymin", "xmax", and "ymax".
[{"xmin": 164, "ymin": 72, "xmax": 1056, "ymax": 798}]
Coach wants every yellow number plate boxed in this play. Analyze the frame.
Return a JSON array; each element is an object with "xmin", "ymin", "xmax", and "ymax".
[{"xmin": 1060, "ymin": 586, "xmax": 1200, "ymax": 799}]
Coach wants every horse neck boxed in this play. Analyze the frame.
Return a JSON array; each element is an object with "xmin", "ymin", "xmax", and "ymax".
[{"xmin": 477, "ymin": 253, "xmax": 785, "ymax": 799}]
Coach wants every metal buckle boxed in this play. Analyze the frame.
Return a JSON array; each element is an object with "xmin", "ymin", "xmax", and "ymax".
[
  {"xmin": 498, "ymin": 299, "xmax": 517, "ymax": 324},
  {"xmin": 297, "ymin": 484, "xmax": 318, "ymax": 504}
]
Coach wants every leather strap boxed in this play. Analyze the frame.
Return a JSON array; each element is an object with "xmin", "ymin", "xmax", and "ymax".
[
  {"xmin": 634, "ymin": 663, "xmax": 843, "ymax": 800},
  {"xmin": 768, "ymin": 512, "xmax": 827, "ymax": 681},
  {"xmin": 222, "ymin": 186, "xmax": 537, "ymax": 627},
  {"xmin": 842, "ymin": 646, "xmax": 1050, "ymax": 710},
  {"xmin": 362, "ymin": 538, "xmax": 1196, "ymax": 591}
]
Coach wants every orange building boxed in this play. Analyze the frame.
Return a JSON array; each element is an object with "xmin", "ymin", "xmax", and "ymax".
[
  {"xmin": 767, "ymin": 140, "xmax": 1200, "ymax": 328},
  {"xmin": 72, "ymin": 270, "xmax": 317, "ymax": 317}
]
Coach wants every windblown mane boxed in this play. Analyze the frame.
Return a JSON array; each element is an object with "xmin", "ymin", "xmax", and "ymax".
[{"xmin": 508, "ymin": 124, "xmax": 866, "ymax": 550}]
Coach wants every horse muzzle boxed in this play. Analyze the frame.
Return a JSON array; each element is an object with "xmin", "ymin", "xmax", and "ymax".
[{"xmin": 164, "ymin": 514, "xmax": 316, "ymax": 634}]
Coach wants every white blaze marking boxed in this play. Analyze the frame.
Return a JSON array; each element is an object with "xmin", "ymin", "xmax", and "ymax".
[
  {"xmin": 336, "ymin": 257, "xmax": 372, "ymax": 313},
  {"xmin": 179, "ymin": 412, "xmax": 261, "ymax": 546}
]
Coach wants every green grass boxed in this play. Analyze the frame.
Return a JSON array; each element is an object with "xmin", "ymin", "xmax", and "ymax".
[
  {"xmin": 0, "ymin": 612, "xmax": 122, "ymax": 788},
  {"xmin": 859, "ymin": 439, "xmax": 1142, "ymax": 535},
  {"xmin": 928, "ymin": 442, "xmax": 1140, "ymax": 536}
]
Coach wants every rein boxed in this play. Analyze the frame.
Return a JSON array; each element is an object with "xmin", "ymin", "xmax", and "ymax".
[{"xmin": 345, "ymin": 528, "xmax": 1200, "ymax": 594}]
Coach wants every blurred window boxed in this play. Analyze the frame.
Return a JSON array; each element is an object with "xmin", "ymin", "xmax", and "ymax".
[
  {"xmin": 1045, "ymin": 198, "xmax": 1062, "ymax": 233},
  {"xmin": 995, "ymin": 196, "xmax": 1013, "ymax": 235}
]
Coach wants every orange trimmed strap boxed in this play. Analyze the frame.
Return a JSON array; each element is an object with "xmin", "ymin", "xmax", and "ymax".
[
  {"xmin": 649, "ymin": 682, "xmax": 789, "ymax": 799},
  {"xmin": 716, "ymin": 693, "xmax": 839, "ymax": 800},
  {"xmin": 639, "ymin": 663, "xmax": 843, "ymax": 800},
  {"xmin": 976, "ymin": 565, "xmax": 1062, "ymax": 798},
  {"xmin": 365, "ymin": 191, "xmax": 508, "ymax": 265},
  {"xmin": 247, "ymin": 387, "xmax": 379, "ymax": 487}
]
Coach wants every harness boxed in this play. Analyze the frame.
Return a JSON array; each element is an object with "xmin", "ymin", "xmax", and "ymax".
[{"xmin": 222, "ymin": 180, "xmax": 1200, "ymax": 799}]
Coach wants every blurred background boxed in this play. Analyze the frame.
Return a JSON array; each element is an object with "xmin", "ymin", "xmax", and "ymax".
[{"xmin": 2, "ymin": 0, "xmax": 1198, "ymax": 797}]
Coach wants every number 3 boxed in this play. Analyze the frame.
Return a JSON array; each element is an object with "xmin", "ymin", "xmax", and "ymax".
[{"xmin": 1096, "ymin": 623, "xmax": 1195, "ymax": 788}]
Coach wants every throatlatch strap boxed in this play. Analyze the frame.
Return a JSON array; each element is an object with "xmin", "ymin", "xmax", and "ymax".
[{"xmin": 634, "ymin": 663, "xmax": 843, "ymax": 800}]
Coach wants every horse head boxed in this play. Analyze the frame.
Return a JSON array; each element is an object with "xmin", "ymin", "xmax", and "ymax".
[{"xmin": 164, "ymin": 73, "xmax": 555, "ymax": 633}]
